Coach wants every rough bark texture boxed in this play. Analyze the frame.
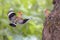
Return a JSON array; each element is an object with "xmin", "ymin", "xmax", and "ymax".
[{"xmin": 42, "ymin": 0, "xmax": 60, "ymax": 40}]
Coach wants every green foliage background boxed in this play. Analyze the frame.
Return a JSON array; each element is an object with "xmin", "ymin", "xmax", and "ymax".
[{"xmin": 0, "ymin": 0, "xmax": 53, "ymax": 40}]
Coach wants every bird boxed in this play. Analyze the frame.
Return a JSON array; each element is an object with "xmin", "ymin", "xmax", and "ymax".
[
  {"xmin": 8, "ymin": 8, "xmax": 29, "ymax": 27},
  {"xmin": 44, "ymin": 9, "xmax": 50, "ymax": 17}
]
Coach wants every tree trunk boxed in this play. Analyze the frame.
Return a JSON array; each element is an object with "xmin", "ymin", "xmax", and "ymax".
[{"xmin": 42, "ymin": 0, "xmax": 60, "ymax": 40}]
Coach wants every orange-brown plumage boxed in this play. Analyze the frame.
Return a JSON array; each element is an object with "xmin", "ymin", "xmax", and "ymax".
[{"xmin": 44, "ymin": 9, "xmax": 50, "ymax": 17}]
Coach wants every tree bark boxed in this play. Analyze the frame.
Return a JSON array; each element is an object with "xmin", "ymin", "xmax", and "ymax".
[{"xmin": 42, "ymin": 0, "xmax": 60, "ymax": 40}]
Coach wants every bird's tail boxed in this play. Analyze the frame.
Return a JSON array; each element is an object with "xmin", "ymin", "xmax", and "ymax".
[{"xmin": 21, "ymin": 19, "xmax": 29, "ymax": 24}]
